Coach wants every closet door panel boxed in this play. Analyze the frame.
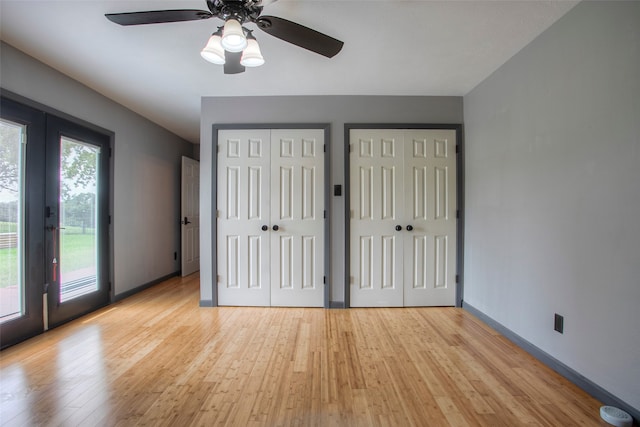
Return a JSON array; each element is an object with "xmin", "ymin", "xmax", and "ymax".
[
  {"xmin": 217, "ymin": 130, "xmax": 271, "ymax": 306},
  {"xmin": 349, "ymin": 128, "xmax": 457, "ymax": 307},
  {"xmin": 217, "ymin": 129, "xmax": 325, "ymax": 307},
  {"xmin": 349, "ymin": 130, "xmax": 404, "ymax": 307},
  {"xmin": 403, "ymin": 130, "xmax": 457, "ymax": 306},
  {"xmin": 270, "ymin": 129, "xmax": 324, "ymax": 307}
]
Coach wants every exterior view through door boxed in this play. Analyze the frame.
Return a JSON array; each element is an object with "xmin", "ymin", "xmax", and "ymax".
[
  {"xmin": 349, "ymin": 129, "xmax": 457, "ymax": 307},
  {"xmin": 217, "ymin": 129, "xmax": 325, "ymax": 307}
]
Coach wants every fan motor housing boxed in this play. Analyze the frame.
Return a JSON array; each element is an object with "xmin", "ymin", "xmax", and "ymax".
[{"xmin": 207, "ymin": 0, "xmax": 263, "ymax": 23}]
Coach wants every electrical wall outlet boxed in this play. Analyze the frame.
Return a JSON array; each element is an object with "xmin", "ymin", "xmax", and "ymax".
[{"xmin": 554, "ymin": 313, "xmax": 564, "ymax": 334}]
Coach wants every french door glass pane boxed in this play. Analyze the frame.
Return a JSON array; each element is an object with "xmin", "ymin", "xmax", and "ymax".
[
  {"xmin": 59, "ymin": 137, "xmax": 100, "ymax": 303},
  {"xmin": 0, "ymin": 119, "xmax": 26, "ymax": 323}
]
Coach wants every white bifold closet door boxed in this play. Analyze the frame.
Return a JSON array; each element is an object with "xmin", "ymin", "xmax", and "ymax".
[
  {"xmin": 217, "ymin": 129, "xmax": 324, "ymax": 307},
  {"xmin": 350, "ymin": 129, "xmax": 457, "ymax": 307}
]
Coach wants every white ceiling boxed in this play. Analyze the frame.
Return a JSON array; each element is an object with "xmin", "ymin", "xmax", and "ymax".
[{"xmin": 0, "ymin": 0, "xmax": 578, "ymax": 143}]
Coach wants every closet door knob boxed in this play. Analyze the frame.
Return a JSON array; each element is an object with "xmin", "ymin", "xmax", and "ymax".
[
  {"xmin": 395, "ymin": 225, "xmax": 402, "ymax": 231},
  {"xmin": 406, "ymin": 225, "xmax": 414, "ymax": 231},
  {"xmin": 261, "ymin": 225, "xmax": 268, "ymax": 231},
  {"xmin": 272, "ymin": 225, "xmax": 279, "ymax": 231}
]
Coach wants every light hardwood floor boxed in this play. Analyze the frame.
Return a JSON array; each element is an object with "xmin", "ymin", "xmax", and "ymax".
[{"xmin": 0, "ymin": 273, "xmax": 608, "ymax": 426}]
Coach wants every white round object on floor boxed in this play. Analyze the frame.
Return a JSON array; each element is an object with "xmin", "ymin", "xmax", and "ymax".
[{"xmin": 600, "ymin": 406, "xmax": 633, "ymax": 427}]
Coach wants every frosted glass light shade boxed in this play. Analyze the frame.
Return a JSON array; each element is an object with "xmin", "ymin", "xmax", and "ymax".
[
  {"xmin": 200, "ymin": 34, "xmax": 225, "ymax": 64},
  {"xmin": 240, "ymin": 38, "xmax": 265, "ymax": 67},
  {"xmin": 221, "ymin": 19, "xmax": 247, "ymax": 52}
]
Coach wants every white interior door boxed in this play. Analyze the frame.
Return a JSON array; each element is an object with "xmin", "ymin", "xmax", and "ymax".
[
  {"xmin": 402, "ymin": 130, "xmax": 457, "ymax": 306},
  {"xmin": 217, "ymin": 130, "xmax": 271, "ymax": 306},
  {"xmin": 181, "ymin": 156, "xmax": 200, "ymax": 276},
  {"xmin": 350, "ymin": 129, "xmax": 457, "ymax": 307},
  {"xmin": 349, "ymin": 130, "xmax": 404, "ymax": 307},
  {"xmin": 270, "ymin": 130, "xmax": 324, "ymax": 307},
  {"xmin": 217, "ymin": 129, "xmax": 324, "ymax": 307}
]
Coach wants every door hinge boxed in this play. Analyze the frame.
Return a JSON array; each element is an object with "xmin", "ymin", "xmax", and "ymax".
[
  {"xmin": 323, "ymin": 276, "xmax": 326, "ymax": 284},
  {"xmin": 109, "ymin": 147, "xmax": 113, "ymax": 158},
  {"xmin": 216, "ymin": 210, "xmax": 220, "ymax": 218},
  {"xmin": 323, "ymin": 210, "xmax": 326, "ymax": 219},
  {"xmin": 108, "ymin": 215, "xmax": 112, "ymax": 225},
  {"xmin": 323, "ymin": 144, "xmax": 326, "ymax": 153},
  {"xmin": 456, "ymin": 210, "xmax": 459, "ymax": 219},
  {"xmin": 455, "ymin": 275, "xmax": 459, "ymax": 284},
  {"xmin": 455, "ymin": 145, "xmax": 460, "ymax": 154},
  {"xmin": 217, "ymin": 275, "xmax": 221, "ymax": 282},
  {"xmin": 217, "ymin": 145, "xmax": 221, "ymax": 153},
  {"xmin": 108, "ymin": 282, "xmax": 112, "ymax": 292},
  {"xmin": 349, "ymin": 144, "xmax": 353, "ymax": 153}
]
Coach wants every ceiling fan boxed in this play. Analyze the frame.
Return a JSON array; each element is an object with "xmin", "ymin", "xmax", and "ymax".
[{"xmin": 105, "ymin": 0, "xmax": 344, "ymax": 74}]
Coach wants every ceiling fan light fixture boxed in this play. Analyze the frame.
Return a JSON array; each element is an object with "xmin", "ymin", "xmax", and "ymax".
[
  {"xmin": 200, "ymin": 33, "xmax": 225, "ymax": 64},
  {"xmin": 240, "ymin": 37, "xmax": 265, "ymax": 67},
  {"xmin": 106, "ymin": 3, "xmax": 345, "ymax": 74},
  {"xmin": 221, "ymin": 18, "xmax": 247, "ymax": 52}
]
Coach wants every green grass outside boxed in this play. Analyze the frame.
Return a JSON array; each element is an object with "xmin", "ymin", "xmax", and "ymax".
[
  {"xmin": 0, "ymin": 222, "xmax": 18, "ymax": 233},
  {"xmin": 60, "ymin": 233, "xmax": 97, "ymax": 274},
  {"xmin": 0, "ymin": 233, "xmax": 96, "ymax": 288},
  {"xmin": 0, "ymin": 248, "xmax": 18, "ymax": 288}
]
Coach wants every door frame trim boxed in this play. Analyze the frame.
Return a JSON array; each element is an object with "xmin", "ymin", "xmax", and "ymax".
[
  {"xmin": 344, "ymin": 124, "xmax": 464, "ymax": 308},
  {"xmin": 211, "ymin": 123, "xmax": 332, "ymax": 308}
]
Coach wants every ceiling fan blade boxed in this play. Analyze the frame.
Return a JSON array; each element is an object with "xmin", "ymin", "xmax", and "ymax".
[
  {"xmin": 256, "ymin": 16, "xmax": 343, "ymax": 58},
  {"xmin": 224, "ymin": 51, "xmax": 246, "ymax": 74},
  {"xmin": 105, "ymin": 10, "xmax": 213, "ymax": 26}
]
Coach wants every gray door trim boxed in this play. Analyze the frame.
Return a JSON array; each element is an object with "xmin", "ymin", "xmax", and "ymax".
[
  {"xmin": 344, "ymin": 123, "xmax": 464, "ymax": 308},
  {"xmin": 211, "ymin": 123, "xmax": 332, "ymax": 308}
]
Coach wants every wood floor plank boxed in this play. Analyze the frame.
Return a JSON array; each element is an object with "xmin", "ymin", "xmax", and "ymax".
[{"xmin": 0, "ymin": 273, "xmax": 609, "ymax": 426}]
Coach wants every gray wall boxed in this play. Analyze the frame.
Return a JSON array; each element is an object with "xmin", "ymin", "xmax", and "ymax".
[
  {"xmin": 464, "ymin": 1, "xmax": 639, "ymax": 412},
  {"xmin": 199, "ymin": 96, "xmax": 463, "ymax": 304},
  {"xmin": 1, "ymin": 42, "xmax": 194, "ymax": 296}
]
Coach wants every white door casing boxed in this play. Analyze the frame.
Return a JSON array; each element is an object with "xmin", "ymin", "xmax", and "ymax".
[
  {"xmin": 350, "ymin": 129, "xmax": 457, "ymax": 307},
  {"xmin": 217, "ymin": 129, "xmax": 324, "ymax": 307},
  {"xmin": 181, "ymin": 156, "xmax": 200, "ymax": 276}
]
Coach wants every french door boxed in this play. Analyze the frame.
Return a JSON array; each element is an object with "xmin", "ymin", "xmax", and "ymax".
[
  {"xmin": 0, "ymin": 97, "xmax": 110, "ymax": 348},
  {"xmin": 349, "ymin": 129, "xmax": 457, "ymax": 307},
  {"xmin": 0, "ymin": 98, "xmax": 45, "ymax": 347},
  {"xmin": 217, "ymin": 129, "xmax": 325, "ymax": 307},
  {"xmin": 45, "ymin": 116, "xmax": 110, "ymax": 328}
]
